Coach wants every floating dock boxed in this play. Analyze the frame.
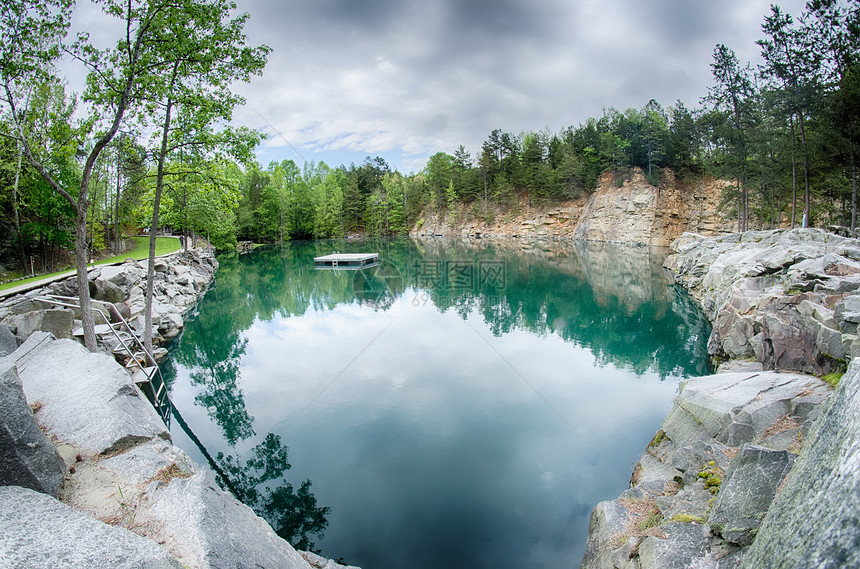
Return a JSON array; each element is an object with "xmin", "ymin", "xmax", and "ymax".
[{"xmin": 314, "ymin": 252, "xmax": 378, "ymax": 269}]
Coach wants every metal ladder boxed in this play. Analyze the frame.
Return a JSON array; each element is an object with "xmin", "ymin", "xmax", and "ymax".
[{"xmin": 33, "ymin": 294, "xmax": 172, "ymax": 427}]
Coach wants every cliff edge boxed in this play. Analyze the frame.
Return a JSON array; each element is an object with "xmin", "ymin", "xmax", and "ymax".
[{"xmin": 411, "ymin": 169, "xmax": 733, "ymax": 245}]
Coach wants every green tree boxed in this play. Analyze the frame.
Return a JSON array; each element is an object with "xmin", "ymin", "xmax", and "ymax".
[
  {"xmin": 758, "ymin": 5, "xmax": 818, "ymax": 227},
  {"xmin": 136, "ymin": 0, "xmax": 268, "ymax": 349},
  {"xmin": 705, "ymin": 44, "xmax": 756, "ymax": 231},
  {"xmin": 642, "ymin": 99, "xmax": 668, "ymax": 184}
]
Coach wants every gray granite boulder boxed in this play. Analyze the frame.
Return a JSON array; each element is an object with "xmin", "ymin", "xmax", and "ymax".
[
  {"xmin": 8, "ymin": 332, "xmax": 169, "ymax": 454},
  {"xmin": 740, "ymin": 359, "xmax": 860, "ymax": 568},
  {"xmin": 669, "ymin": 371, "xmax": 826, "ymax": 447},
  {"xmin": 0, "ymin": 365, "xmax": 66, "ymax": 497},
  {"xmin": 3, "ymin": 308, "xmax": 73, "ymax": 342},
  {"xmin": 147, "ymin": 470, "xmax": 313, "ymax": 569},
  {"xmin": 0, "ymin": 485, "xmax": 182, "ymax": 569},
  {"xmin": 0, "ymin": 323, "xmax": 16, "ymax": 356},
  {"xmin": 708, "ymin": 444, "xmax": 795, "ymax": 546},
  {"xmin": 638, "ymin": 523, "xmax": 710, "ymax": 569},
  {"xmin": 580, "ymin": 500, "xmax": 633, "ymax": 569},
  {"xmin": 64, "ymin": 437, "xmax": 317, "ymax": 569}
]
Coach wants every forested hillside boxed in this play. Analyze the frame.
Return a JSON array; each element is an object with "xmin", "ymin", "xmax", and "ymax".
[{"xmin": 2, "ymin": 1, "xmax": 858, "ymax": 280}]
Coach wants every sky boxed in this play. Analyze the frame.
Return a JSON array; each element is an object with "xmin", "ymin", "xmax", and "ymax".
[{"xmin": 71, "ymin": 0, "xmax": 808, "ymax": 173}]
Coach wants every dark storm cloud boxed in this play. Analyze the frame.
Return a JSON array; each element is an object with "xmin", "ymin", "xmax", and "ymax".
[{"xmin": 230, "ymin": 0, "xmax": 808, "ymax": 170}]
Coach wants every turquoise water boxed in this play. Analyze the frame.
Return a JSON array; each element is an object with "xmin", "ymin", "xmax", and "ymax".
[{"xmin": 162, "ymin": 238, "xmax": 711, "ymax": 568}]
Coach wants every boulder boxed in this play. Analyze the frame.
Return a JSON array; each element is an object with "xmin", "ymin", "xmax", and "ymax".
[
  {"xmin": 8, "ymin": 333, "xmax": 169, "ymax": 454},
  {"xmin": 147, "ymin": 470, "xmax": 313, "ymax": 569},
  {"xmin": 97, "ymin": 279, "xmax": 126, "ymax": 304},
  {"xmin": 3, "ymin": 308, "xmax": 73, "ymax": 342},
  {"xmin": 740, "ymin": 358, "xmax": 860, "ymax": 568},
  {"xmin": 671, "ymin": 371, "xmax": 826, "ymax": 446},
  {"xmin": 64, "ymin": 437, "xmax": 317, "ymax": 569},
  {"xmin": 708, "ymin": 444, "xmax": 795, "ymax": 546},
  {"xmin": 637, "ymin": 523, "xmax": 710, "ymax": 569},
  {"xmin": 580, "ymin": 500, "xmax": 633, "ymax": 569},
  {"xmin": 0, "ymin": 324, "xmax": 16, "ymax": 356},
  {"xmin": 0, "ymin": 486, "xmax": 182, "ymax": 569},
  {"xmin": 153, "ymin": 258, "xmax": 170, "ymax": 273},
  {"xmin": 0, "ymin": 365, "xmax": 66, "ymax": 497}
]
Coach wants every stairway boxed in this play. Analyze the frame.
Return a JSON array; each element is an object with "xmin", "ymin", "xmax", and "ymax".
[{"xmin": 34, "ymin": 294, "xmax": 172, "ymax": 427}]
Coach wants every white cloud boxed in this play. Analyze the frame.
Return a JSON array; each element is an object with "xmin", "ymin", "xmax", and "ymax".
[{"xmin": 63, "ymin": 0, "xmax": 808, "ymax": 171}]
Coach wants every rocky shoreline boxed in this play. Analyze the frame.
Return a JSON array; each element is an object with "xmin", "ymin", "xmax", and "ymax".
[
  {"xmin": 666, "ymin": 228, "xmax": 860, "ymax": 375},
  {"xmin": 580, "ymin": 228, "xmax": 860, "ymax": 569},
  {"xmin": 3, "ymin": 231, "xmax": 859, "ymax": 568},
  {"xmin": 0, "ymin": 249, "xmax": 355, "ymax": 569}
]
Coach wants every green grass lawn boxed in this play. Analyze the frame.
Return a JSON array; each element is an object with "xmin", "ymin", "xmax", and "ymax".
[{"xmin": 0, "ymin": 236, "xmax": 181, "ymax": 292}]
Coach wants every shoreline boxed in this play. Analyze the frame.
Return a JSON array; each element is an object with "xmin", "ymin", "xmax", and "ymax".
[
  {"xmin": 0, "ymin": 248, "xmax": 357, "ymax": 569},
  {"xmin": 3, "ymin": 230, "xmax": 859, "ymax": 568},
  {"xmin": 580, "ymin": 227, "xmax": 860, "ymax": 568}
]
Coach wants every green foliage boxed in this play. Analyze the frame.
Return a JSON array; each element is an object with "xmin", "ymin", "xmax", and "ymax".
[
  {"xmin": 3, "ymin": 0, "xmax": 860, "ymax": 263},
  {"xmin": 638, "ymin": 510, "xmax": 663, "ymax": 531},
  {"xmin": 671, "ymin": 514, "xmax": 705, "ymax": 524}
]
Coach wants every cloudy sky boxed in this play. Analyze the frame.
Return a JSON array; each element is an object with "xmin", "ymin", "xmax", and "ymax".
[{"xmin": 73, "ymin": 0, "xmax": 808, "ymax": 173}]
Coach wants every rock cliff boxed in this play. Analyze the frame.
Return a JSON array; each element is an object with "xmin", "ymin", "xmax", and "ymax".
[
  {"xmin": 665, "ymin": 228, "xmax": 860, "ymax": 374},
  {"xmin": 411, "ymin": 169, "xmax": 733, "ymax": 245},
  {"xmin": 580, "ymin": 368, "xmax": 832, "ymax": 569},
  {"xmin": 581, "ymin": 227, "xmax": 860, "ymax": 569}
]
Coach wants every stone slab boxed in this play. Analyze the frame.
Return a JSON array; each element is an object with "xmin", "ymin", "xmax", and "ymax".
[
  {"xmin": 740, "ymin": 359, "xmax": 860, "ymax": 568},
  {"xmin": 0, "ymin": 365, "xmax": 66, "ymax": 497},
  {"xmin": 709, "ymin": 444, "xmax": 795, "ymax": 546},
  {"xmin": 8, "ymin": 333, "xmax": 169, "ymax": 454},
  {"xmin": 0, "ymin": 485, "xmax": 182, "ymax": 569}
]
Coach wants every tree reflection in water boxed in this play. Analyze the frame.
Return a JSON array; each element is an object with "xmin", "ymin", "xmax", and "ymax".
[
  {"xmin": 165, "ymin": 237, "xmax": 714, "ymax": 560},
  {"xmin": 217, "ymin": 433, "xmax": 331, "ymax": 551}
]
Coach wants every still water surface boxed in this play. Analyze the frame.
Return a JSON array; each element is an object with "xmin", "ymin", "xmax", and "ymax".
[{"xmin": 162, "ymin": 238, "xmax": 711, "ymax": 568}]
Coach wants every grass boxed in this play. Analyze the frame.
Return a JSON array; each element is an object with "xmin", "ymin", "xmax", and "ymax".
[{"xmin": 0, "ymin": 236, "xmax": 181, "ymax": 292}]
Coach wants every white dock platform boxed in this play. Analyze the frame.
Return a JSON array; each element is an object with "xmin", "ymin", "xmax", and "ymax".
[{"xmin": 314, "ymin": 252, "xmax": 378, "ymax": 269}]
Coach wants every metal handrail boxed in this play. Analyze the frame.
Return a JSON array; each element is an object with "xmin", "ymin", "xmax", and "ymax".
[{"xmin": 31, "ymin": 294, "xmax": 172, "ymax": 426}]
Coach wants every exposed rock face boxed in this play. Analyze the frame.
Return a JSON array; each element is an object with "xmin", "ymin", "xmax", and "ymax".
[
  {"xmin": 411, "ymin": 169, "xmax": 732, "ymax": 245},
  {"xmin": 665, "ymin": 228, "xmax": 860, "ymax": 374},
  {"xmin": 0, "ymin": 364, "xmax": 66, "ymax": 497},
  {"xmin": 0, "ymin": 486, "xmax": 183, "ymax": 569},
  {"xmin": 580, "ymin": 370, "xmax": 831, "ymax": 569},
  {"xmin": 573, "ymin": 171, "xmax": 731, "ymax": 246},
  {"xmin": 0, "ymin": 324, "xmax": 16, "ymax": 356},
  {"xmin": 708, "ymin": 445, "xmax": 795, "ymax": 546},
  {"xmin": 739, "ymin": 358, "xmax": 860, "ymax": 569},
  {"xmin": 413, "ymin": 195, "xmax": 586, "ymax": 239}
]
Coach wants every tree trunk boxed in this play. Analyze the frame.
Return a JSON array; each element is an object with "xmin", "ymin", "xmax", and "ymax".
[
  {"xmin": 789, "ymin": 117, "xmax": 798, "ymax": 229},
  {"xmin": 73, "ymin": 204, "xmax": 98, "ymax": 351},
  {"xmin": 115, "ymin": 146, "xmax": 122, "ymax": 255},
  {"xmin": 798, "ymin": 113, "xmax": 811, "ymax": 227},
  {"xmin": 12, "ymin": 141, "xmax": 27, "ymax": 273},
  {"xmin": 144, "ymin": 85, "xmax": 176, "ymax": 353},
  {"xmin": 851, "ymin": 140, "xmax": 857, "ymax": 232}
]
